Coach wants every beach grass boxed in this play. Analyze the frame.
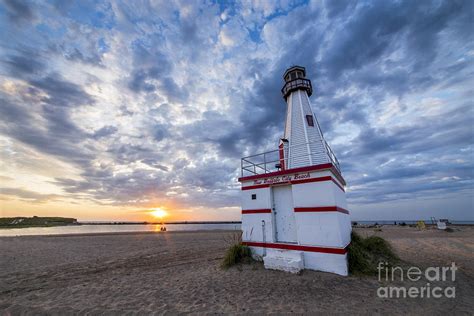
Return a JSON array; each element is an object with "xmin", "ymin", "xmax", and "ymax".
[
  {"xmin": 221, "ymin": 243, "xmax": 252, "ymax": 269},
  {"xmin": 221, "ymin": 231, "xmax": 253, "ymax": 268},
  {"xmin": 348, "ymin": 231, "xmax": 399, "ymax": 275}
]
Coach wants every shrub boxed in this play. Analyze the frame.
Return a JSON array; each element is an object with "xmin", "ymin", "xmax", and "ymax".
[
  {"xmin": 223, "ymin": 231, "xmax": 243, "ymax": 245},
  {"xmin": 221, "ymin": 243, "xmax": 252, "ymax": 269},
  {"xmin": 348, "ymin": 232, "xmax": 399, "ymax": 275}
]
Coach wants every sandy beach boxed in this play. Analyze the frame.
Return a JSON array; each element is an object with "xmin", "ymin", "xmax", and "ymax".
[{"xmin": 1, "ymin": 226, "xmax": 473, "ymax": 314}]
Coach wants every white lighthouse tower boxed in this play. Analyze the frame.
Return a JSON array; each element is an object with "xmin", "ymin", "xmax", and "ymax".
[{"xmin": 238, "ymin": 66, "xmax": 351, "ymax": 276}]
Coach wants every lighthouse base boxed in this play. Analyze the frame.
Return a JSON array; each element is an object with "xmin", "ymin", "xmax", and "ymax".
[
  {"xmin": 303, "ymin": 251, "xmax": 348, "ymax": 276},
  {"xmin": 239, "ymin": 163, "xmax": 351, "ymax": 276},
  {"xmin": 263, "ymin": 249, "xmax": 304, "ymax": 274},
  {"xmin": 247, "ymin": 244, "xmax": 349, "ymax": 276}
]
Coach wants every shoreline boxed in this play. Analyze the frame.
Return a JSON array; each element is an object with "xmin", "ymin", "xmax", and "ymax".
[
  {"xmin": 2, "ymin": 221, "xmax": 472, "ymax": 229},
  {"xmin": 0, "ymin": 229, "xmax": 239, "ymax": 238},
  {"xmin": 1, "ymin": 223, "xmax": 472, "ymax": 238},
  {"xmin": 0, "ymin": 221, "xmax": 242, "ymax": 230}
]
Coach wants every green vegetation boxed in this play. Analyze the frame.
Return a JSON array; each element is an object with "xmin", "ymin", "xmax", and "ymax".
[
  {"xmin": 0, "ymin": 216, "xmax": 78, "ymax": 229},
  {"xmin": 221, "ymin": 231, "xmax": 253, "ymax": 269},
  {"xmin": 348, "ymin": 231, "xmax": 399, "ymax": 276},
  {"xmin": 221, "ymin": 243, "xmax": 252, "ymax": 269}
]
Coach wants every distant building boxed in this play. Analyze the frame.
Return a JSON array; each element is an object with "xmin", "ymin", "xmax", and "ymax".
[{"xmin": 238, "ymin": 66, "xmax": 351, "ymax": 275}]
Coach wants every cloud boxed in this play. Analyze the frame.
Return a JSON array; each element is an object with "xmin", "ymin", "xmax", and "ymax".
[
  {"xmin": 0, "ymin": 74, "xmax": 95, "ymax": 168},
  {"xmin": 0, "ymin": 0, "xmax": 472, "ymax": 220},
  {"xmin": 0, "ymin": 187, "xmax": 60, "ymax": 203},
  {"xmin": 2, "ymin": 0, "xmax": 34, "ymax": 24},
  {"xmin": 3, "ymin": 54, "xmax": 45, "ymax": 76},
  {"xmin": 219, "ymin": 19, "xmax": 248, "ymax": 47},
  {"xmin": 92, "ymin": 125, "xmax": 118, "ymax": 139},
  {"xmin": 29, "ymin": 74, "xmax": 95, "ymax": 107}
]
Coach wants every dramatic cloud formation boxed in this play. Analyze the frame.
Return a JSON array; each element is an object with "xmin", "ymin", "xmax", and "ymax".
[{"xmin": 0, "ymin": 0, "xmax": 472, "ymax": 221}]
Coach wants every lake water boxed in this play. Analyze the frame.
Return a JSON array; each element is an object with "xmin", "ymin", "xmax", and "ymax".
[
  {"xmin": 0, "ymin": 223, "xmax": 242, "ymax": 237},
  {"xmin": 1, "ymin": 220, "xmax": 471, "ymax": 237}
]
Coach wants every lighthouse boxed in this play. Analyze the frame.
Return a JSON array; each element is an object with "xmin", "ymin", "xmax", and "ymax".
[{"xmin": 238, "ymin": 66, "xmax": 351, "ymax": 276}]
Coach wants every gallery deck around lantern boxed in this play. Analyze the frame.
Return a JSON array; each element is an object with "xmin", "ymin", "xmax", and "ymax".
[{"xmin": 238, "ymin": 66, "xmax": 352, "ymax": 276}]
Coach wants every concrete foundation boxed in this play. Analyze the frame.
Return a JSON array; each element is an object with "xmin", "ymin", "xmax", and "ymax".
[{"xmin": 263, "ymin": 249, "xmax": 304, "ymax": 274}]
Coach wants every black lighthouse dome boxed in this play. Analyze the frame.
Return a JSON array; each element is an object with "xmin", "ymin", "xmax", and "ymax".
[{"xmin": 281, "ymin": 65, "xmax": 313, "ymax": 100}]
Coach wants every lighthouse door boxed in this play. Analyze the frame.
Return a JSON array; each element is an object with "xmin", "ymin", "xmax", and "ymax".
[{"xmin": 272, "ymin": 185, "xmax": 297, "ymax": 243}]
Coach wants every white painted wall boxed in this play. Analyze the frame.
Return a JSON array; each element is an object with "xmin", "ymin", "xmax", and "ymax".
[
  {"xmin": 304, "ymin": 252, "xmax": 348, "ymax": 276},
  {"xmin": 337, "ymin": 212, "xmax": 352, "ymax": 246},
  {"xmin": 295, "ymin": 212, "xmax": 348, "ymax": 247},
  {"xmin": 241, "ymin": 187, "xmax": 271, "ymax": 211},
  {"xmin": 332, "ymin": 183, "xmax": 349, "ymax": 209},
  {"xmin": 292, "ymin": 180, "xmax": 348, "ymax": 210},
  {"xmin": 292, "ymin": 181, "xmax": 337, "ymax": 207},
  {"xmin": 242, "ymin": 213, "xmax": 273, "ymax": 242},
  {"xmin": 241, "ymin": 186, "xmax": 275, "ymax": 246},
  {"xmin": 291, "ymin": 171, "xmax": 351, "ymax": 248}
]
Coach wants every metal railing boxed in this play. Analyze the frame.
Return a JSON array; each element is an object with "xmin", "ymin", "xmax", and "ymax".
[
  {"xmin": 281, "ymin": 78, "xmax": 313, "ymax": 99},
  {"xmin": 241, "ymin": 140, "xmax": 341, "ymax": 177}
]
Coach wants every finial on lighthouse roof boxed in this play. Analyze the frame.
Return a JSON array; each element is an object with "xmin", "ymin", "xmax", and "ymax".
[{"xmin": 281, "ymin": 65, "xmax": 313, "ymax": 99}]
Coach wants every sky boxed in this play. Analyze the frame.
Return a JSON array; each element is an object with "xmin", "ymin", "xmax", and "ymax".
[{"xmin": 0, "ymin": 0, "xmax": 473, "ymax": 222}]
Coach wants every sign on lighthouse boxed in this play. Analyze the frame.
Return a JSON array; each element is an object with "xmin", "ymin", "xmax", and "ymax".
[{"xmin": 238, "ymin": 66, "xmax": 351, "ymax": 276}]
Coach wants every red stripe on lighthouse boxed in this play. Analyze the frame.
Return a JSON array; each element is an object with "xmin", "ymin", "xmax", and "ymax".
[
  {"xmin": 294, "ymin": 206, "xmax": 350, "ymax": 214},
  {"xmin": 239, "ymin": 163, "xmax": 335, "ymax": 181},
  {"xmin": 241, "ymin": 184, "xmax": 271, "ymax": 190},
  {"xmin": 238, "ymin": 163, "xmax": 347, "ymax": 186},
  {"xmin": 241, "ymin": 209, "xmax": 272, "ymax": 214},
  {"xmin": 242, "ymin": 241, "xmax": 348, "ymax": 255},
  {"xmin": 241, "ymin": 176, "xmax": 345, "ymax": 192},
  {"xmin": 290, "ymin": 175, "xmax": 332, "ymax": 185}
]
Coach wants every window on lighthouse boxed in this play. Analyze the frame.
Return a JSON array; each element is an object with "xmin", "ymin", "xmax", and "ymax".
[{"xmin": 306, "ymin": 115, "xmax": 314, "ymax": 127}]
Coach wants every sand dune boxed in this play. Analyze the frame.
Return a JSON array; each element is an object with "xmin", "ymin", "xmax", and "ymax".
[{"xmin": 0, "ymin": 227, "xmax": 473, "ymax": 314}]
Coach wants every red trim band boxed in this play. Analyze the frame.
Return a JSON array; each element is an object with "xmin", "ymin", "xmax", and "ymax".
[
  {"xmin": 242, "ymin": 175, "xmax": 345, "ymax": 192},
  {"xmin": 239, "ymin": 163, "xmax": 334, "ymax": 181},
  {"xmin": 291, "ymin": 175, "xmax": 331, "ymax": 185},
  {"xmin": 294, "ymin": 206, "xmax": 350, "ymax": 215},
  {"xmin": 242, "ymin": 209, "xmax": 272, "ymax": 214},
  {"xmin": 238, "ymin": 163, "xmax": 346, "ymax": 186},
  {"xmin": 242, "ymin": 183, "xmax": 270, "ymax": 190},
  {"xmin": 242, "ymin": 241, "xmax": 348, "ymax": 255}
]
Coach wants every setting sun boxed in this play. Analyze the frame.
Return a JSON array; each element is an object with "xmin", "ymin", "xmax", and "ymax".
[{"xmin": 150, "ymin": 208, "xmax": 168, "ymax": 219}]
